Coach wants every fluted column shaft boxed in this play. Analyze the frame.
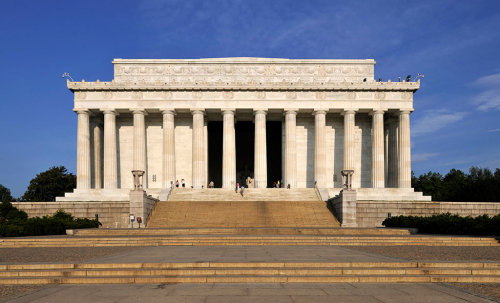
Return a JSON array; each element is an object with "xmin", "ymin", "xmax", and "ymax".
[
  {"xmin": 132, "ymin": 110, "xmax": 147, "ymax": 175},
  {"xmin": 254, "ymin": 110, "xmax": 267, "ymax": 188},
  {"xmin": 204, "ymin": 117, "xmax": 209, "ymax": 188},
  {"xmin": 103, "ymin": 110, "xmax": 118, "ymax": 189},
  {"xmin": 398, "ymin": 110, "xmax": 412, "ymax": 188},
  {"xmin": 191, "ymin": 110, "xmax": 205, "ymax": 189},
  {"xmin": 284, "ymin": 110, "xmax": 297, "ymax": 188},
  {"xmin": 371, "ymin": 110, "xmax": 385, "ymax": 188},
  {"xmin": 342, "ymin": 110, "xmax": 356, "ymax": 171},
  {"xmin": 222, "ymin": 110, "xmax": 236, "ymax": 188},
  {"xmin": 388, "ymin": 119, "xmax": 398, "ymax": 188},
  {"xmin": 314, "ymin": 110, "xmax": 327, "ymax": 188},
  {"xmin": 93, "ymin": 121, "xmax": 102, "ymax": 189},
  {"xmin": 76, "ymin": 109, "xmax": 91, "ymax": 189},
  {"xmin": 162, "ymin": 110, "xmax": 175, "ymax": 188}
]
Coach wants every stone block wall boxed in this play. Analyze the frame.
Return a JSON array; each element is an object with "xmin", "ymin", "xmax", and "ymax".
[
  {"xmin": 356, "ymin": 201, "xmax": 500, "ymax": 227},
  {"xmin": 12, "ymin": 202, "xmax": 130, "ymax": 228}
]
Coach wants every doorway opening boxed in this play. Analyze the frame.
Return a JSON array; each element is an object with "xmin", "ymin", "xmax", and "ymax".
[
  {"xmin": 207, "ymin": 121, "xmax": 223, "ymax": 188},
  {"xmin": 235, "ymin": 121, "xmax": 254, "ymax": 186},
  {"xmin": 266, "ymin": 121, "xmax": 282, "ymax": 188}
]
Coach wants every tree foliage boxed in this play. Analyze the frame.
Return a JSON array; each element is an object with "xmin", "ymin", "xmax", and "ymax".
[
  {"xmin": 21, "ymin": 166, "xmax": 76, "ymax": 202},
  {"xmin": 0, "ymin": 184, "xmax": 14, "ymax": 202},
  {"xmin": 0, "ymin": 203, "xmax": 100, "ymax": 237},
  {"xmin": 412, "ymin": 166, "xmax": 500, "ymax": 202}
]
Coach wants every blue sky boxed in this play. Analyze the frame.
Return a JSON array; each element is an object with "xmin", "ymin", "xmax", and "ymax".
[{"xmin": 1, "ymin": 1, "xmax": 500, "ymax": 197}]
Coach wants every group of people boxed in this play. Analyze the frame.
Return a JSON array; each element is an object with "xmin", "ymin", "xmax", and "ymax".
[
  {"xmin": 235, "ymin": 183, "xmax": 245, "ymax": 196},
  {"xmin": 273, "ymin": 180, "xmax": 291, "ymax": 189},
  {"xmin": 174, "ymin": 179, "xmax": 186, "ymax": 188}
]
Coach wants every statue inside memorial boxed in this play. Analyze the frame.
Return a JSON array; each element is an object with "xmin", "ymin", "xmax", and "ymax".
[{"xmin": 237, "ymin": 165, "xmax": 253, "ymax": 187}]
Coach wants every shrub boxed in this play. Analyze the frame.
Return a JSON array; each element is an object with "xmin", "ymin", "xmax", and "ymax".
[
  {"xmin": 0, "ymin": 203, "xmax": 101, "ymax": 237},
  {"xmin": 382, "ymin": 213, "xmax": 500, "ymax": 236}
]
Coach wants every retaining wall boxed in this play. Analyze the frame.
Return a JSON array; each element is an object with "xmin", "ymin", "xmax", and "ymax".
[
  {"xmin": 357, "ymin": 201, "xmax": 500, "ymax": 227},
  {"xmin": 12, "ymin": 202, "xmax": 130, "ymax": 228}
]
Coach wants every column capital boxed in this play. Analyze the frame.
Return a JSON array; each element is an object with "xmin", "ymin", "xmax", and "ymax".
[
  {"xmin": 190, "ymin": 109, "xmax": 205, "ymax": 115},
  {"xmin": 397, "ymin": 109, "xmax": 414, "ymax": 115},
  {"xmin": 341, "ymin": 109, "xmax": 358, "ymax": 115},
  {"xmin": 253, "ymin": 109, "xmax": 268, "ymax": 115},
  {"xmin": 283, "ymin": 109, "xmax": 298, "ymax": 116},
  {"xmin": 73, "ymin": 108, "xmax": 90, "ymax": 115},
  {"xmin": 313, "ymin": 109, "xmax": 328, "ymax": 116},
  {"xmin": 369, "ymin": 109, "xmax": 387, "ymax": 116},
  {"xmin": 160, "ymin": 109, "xmax": 176, "ymax": 115},
  {"xmin": 221, "ymin": 109, "xmax": 236, "ymax": 115},
  {"xmin": 130, "ymin": 108, "xmax": 148, "ymax": 115},
  {"xmin": 100, "ymin": 109, "xmax": 119, "ymax": 116}
]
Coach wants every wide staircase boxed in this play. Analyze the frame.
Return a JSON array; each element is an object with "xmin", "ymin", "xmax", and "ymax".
[{"xmin": 1, "ymin": 188, "xmax": 499, "ymax": 285}]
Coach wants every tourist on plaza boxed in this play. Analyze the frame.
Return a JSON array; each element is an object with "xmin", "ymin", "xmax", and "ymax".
[
  {"xmin": 181, "ymin": 179, "xmax": 185, "ymax": 188},
  {"xmin": 176, "ymin": 180, "xmax": 179, "ymax": 188},
  {"xmin": 209, "ymin": 181, "xmax": 214, "ymax": 188},
  {"xmin": 235, "ymin": 182, "xmax": 239, "ymax": 193},
  {"xmin": 287, "ymin": 184, "xmax": 290, "ymax": 189},
  {"xmin": 240, "ymin": 186, "xmax": 244, "ymax": 196}
]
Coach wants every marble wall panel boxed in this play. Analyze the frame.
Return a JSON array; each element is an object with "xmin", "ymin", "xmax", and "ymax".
[{"xmin": 175, "ymin": 115, "xmax": 193, "ymax": 187}]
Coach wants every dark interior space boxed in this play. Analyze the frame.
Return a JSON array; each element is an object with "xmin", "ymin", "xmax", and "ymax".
[
  {"xmin": 208, "ymin": 121, "xmax": 223, "ymax": 187},
  {"xmin": 235, "ymin": 121, "xmax": 254, "ymax": 186},
  {"xmin": 207, "ymin": 120, "xmax": 282, "ymax": 188},
  {"xmin": 266, "ymin": 121, "xmax": 282, "ymax": 188}
]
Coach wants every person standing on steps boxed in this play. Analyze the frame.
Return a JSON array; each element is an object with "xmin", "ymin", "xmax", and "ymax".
[
  {"xmin": 240, "ymin": 186, "xmax": 244, "ymax": 196},
  {"xmin": 181, "ymin": 179, "xmax": 185, "ymax": 188},
  {"xmin": 235, "ymin": 182, "xmax": 239, "ymax": 193},
  {"xmin": 176, "ymin": 180, "xmax": 179, "ymax": 188},
  {"xmin": 287, "ymin": 184, "xmax": 291, "ymax": 189}
]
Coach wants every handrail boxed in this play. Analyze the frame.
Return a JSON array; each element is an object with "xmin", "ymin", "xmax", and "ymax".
[
  {"xmin": 314, "ymin": 182, "xmax": 322, "ymax": 201},
  {"xmin": 146, "ymin": 185, "xmax": 174, "ymax": 227}
]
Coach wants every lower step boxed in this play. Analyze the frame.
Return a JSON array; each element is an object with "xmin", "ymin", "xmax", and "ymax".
[{"xmin": 1, "ymin": 275, "xmax": 499, "ymax": 284}]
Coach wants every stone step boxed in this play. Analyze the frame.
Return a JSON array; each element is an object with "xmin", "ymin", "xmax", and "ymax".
[
  {"xmin": 147, "ymin": 200, "xmax": 339, "ymax": 228},
  {"xmin": 0, "ymin": 262, "xmax": 498, "ymax": 284},
  {"xmin": 73, "ymin": 228, "xmax": 414, "ymax": 236},
  {"xmin": 167, "ymin": 188, "xmax": 321, "ymax": 201}
]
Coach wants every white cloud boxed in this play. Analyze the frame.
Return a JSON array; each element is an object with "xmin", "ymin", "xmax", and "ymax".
[
  {"xmin": 412, "ymin": 153, "xmax": 440, "ymax": 162},
  {"xmin": 488, "ymin": 129, "xmax": 500, "ymax": 132},
  {"xmin": 412, "ymin": 110, "xmax": 466, "ymax": 136},
  {"xmin": 472, "ymin": 73, "xmax": 500, "ymax": 111}
]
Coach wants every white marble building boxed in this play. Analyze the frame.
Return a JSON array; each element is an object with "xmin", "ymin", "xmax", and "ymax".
[{"xmin": 59, "ymin": 57, "xmax": 428, "ymax": 202}]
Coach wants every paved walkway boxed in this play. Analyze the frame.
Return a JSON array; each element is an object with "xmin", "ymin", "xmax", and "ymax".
[
  {"xmin": 6, "ymin": 283, "xmax": 496, "ymax": 302},
  {"xmin": 83, "ymin": 246, "xmax": 403, "ymax": 264}
]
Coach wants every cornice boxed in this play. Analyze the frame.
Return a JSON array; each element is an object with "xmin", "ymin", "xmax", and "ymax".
[{"xmin": 68, "ymin": 80, "xmax": 420, "ymax": 92}]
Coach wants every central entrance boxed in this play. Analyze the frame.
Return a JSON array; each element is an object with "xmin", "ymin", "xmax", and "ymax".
[{"xmin": 207, "ymin": 120, "xmax": 282, "ymax": 188}]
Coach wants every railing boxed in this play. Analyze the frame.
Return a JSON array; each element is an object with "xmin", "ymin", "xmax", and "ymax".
[
  {"xmin": 145, "ymin": 185, "xmax": 174, "ymax": 227},
  {"xmin": 314, "ymin": 182, "xmax": 323, "ymax": 201}
]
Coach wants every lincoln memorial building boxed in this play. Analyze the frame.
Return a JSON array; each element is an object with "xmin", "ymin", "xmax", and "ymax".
[{"xmin": 58, "ymin": 57, "xmax": 429, "ymax": 204}]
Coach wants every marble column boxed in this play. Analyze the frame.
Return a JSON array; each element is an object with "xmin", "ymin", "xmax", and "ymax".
[
  {"xmin": 284, "ymin": 110, "xmax": 297, "ymax": 188},
  {"xmin": 204, "ymin": 117, "xmax": 209, "ymax": 188},
  {"xmin": 254, "ymin": 110, "xmax": 267, "ymax": 188},
  {"xmin": 222, "ymin": 110, "xmax": 236, "ymax": 189},
  {"xmin": 75, "ymin": 109, "xmax": 91, "ymax": 189},
  {"xmin": 191, "ymin": 110, "xmax": 205, "ymax": 189},
  {"xmin": 342, "ymin": 109, "xmax": 357, "ymax": 172},
  {"xmin": 161, "ymin": 110, "xmax": 176, "ymax": 188},
  {"xmin": 384, "ymin": 124, "xmax": 389, "ymax": 188},
  {"xmin": 370, "ymin": 110, "xmax": 386, "ymax": 188},
  {"xmin": 103, "ymin": 109, "xmax": 118, "ymax": 189},
  {"xmin": 93, "ymin": 120, "xmax": 102, "ymax": 189},
  {"xmin": 313, "ymin": 110, "xmax": 327, "ymax": 188},
  {"xmin": 387, "ymin": 118, "xmax": 398, "ymax": 188},
  {"xmin": 398, "ymin": 110, "xmax": 412, "ymax": 188},
  {"xmin": 132, "ymin": 109, "xmax": 147, "ymax": 174}
]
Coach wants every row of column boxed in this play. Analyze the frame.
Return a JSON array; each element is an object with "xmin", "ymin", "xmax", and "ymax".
[{"xmin": 75, "ymin": 108, "xmax": 412, "ymax": 190}]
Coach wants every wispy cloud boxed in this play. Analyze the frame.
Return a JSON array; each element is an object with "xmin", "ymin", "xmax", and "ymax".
[
  {"xmin": 412, "ymin": 110, "xmax": 466, "ymax": 136},
  {"xmin": 472, "ymin": 73, "xmax": 500, "ymax": 111},
  {"xmin": 413, "ymin": 153, "xmax": 440, "ymax": 162},
  {"xmin": 488, "ymin": 129, "xmax": 500, "ymax": 132}
]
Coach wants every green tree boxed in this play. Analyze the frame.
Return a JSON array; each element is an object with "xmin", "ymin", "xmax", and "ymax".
[
  {"xmin": 0, "ymin": 185, "xmax": 14, "ymax": 202},
  {"xmin": 21, "ymin": 166, "xmax": 76, "ymax": 202},
  {"xmin": 442, "ymin": 169, "xmax": 467, "ymax": 201},
  {"xmin": 413, "ymin": 171, "xmax": 444, "ymax": 201}
]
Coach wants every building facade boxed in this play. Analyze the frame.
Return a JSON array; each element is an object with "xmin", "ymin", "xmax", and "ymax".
[{"xmin": 60, "ymin": 57, "xmax": 425, "ymax": 202}]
